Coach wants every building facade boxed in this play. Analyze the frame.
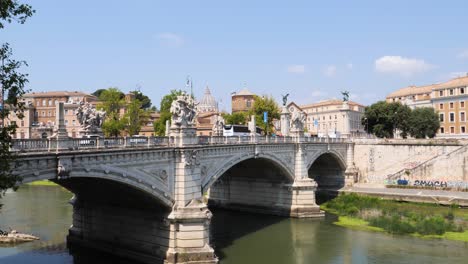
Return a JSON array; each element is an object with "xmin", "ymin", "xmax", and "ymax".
[
  {"xmin": 386, "ymin": 75, "xmax": 468, "ymax": 137},
  {"xmin": 288, "ymin": 99, "xmax": 365, "ymax": 138},
  {"xmin": 231, "ymin": 88, "xmax": 255, "ymax": 113},
  {"xmin": 7, "ymin": 91, "xmax": 98, "ymax": 138}
]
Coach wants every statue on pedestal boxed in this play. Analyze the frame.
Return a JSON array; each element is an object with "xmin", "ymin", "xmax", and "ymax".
[
  {"xmin": 289, "ymin": 108, "xmax": 306, "ymax": 131},
  {"xmin": 281, "ymin": 93, "xmax": 289, "ymax": 106},
  {"xmin": 170, "ymin": 92, "xmax": 198, "ymax": 128},
  {"xmin": 76, "ymin": 102, "xmax": 106, "ymax": 135},
  {"xmin": 212, "ymin": 115, "xmax": 225, "ymax": 136},
  {"xmin": 341, "ymin": 91, "xmax": 350, "ymax": 102}
]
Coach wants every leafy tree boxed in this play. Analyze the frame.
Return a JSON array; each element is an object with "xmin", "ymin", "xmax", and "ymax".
[
  {"xmin": 125, "ymin": 99, "xmax": 149, "ymax": 136},
  {"xmin": 92, "ymin": 88, "xmax": 106, "ymax": 98},
  {"xmin": 0, "ymin": 0, "xmax": 34, "ymax": 206},
  {"xmin": 153, "ymin": 90, "xmax": 184, "ymax": 136},
  {"xmin": 222, "ymin": 112, "xmax": 248, "ymax": 125},
  {"xmin": 408, "ymin": 107, "xmax": 440, "ymax": 138},
  {"xmin": 97, "ymin": 88, "xmax": 125, "ymax": 137},
  {"xmin": 0, "ymin": 0, "xmax": 34, "ymax": 29},
  {"xmin": 130, "ymin": 90, "xmax": 152, "ymax": 109},
  {"xmin": 248, "ymin": 95, "xmax": 280, "ymax": 135},
  {"xmin": 363, "ymin": 101, "xmax": 411, "ymax": 138}
]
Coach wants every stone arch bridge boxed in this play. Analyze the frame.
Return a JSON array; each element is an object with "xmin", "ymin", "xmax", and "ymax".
[{"xmin": 11, "ymin": 136, "xmax": 356, "ymax": 264}]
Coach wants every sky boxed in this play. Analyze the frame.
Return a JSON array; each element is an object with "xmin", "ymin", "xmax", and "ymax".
[{"xmin": 2, "ymin": 0, "xmax": 468, "ymax": 111}]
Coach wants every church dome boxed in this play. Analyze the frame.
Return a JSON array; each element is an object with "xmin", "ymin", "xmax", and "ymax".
[{"xmin": 198, "ymin": 86, "xmax": 218, "ymax": 113}]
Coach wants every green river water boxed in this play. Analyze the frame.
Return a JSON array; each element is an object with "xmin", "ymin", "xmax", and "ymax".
[{"xmin": 0, "ymin": 185, "xmax": 467, "ymax": 264}]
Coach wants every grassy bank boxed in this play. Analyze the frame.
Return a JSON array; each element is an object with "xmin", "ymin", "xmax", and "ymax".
[
  {"xmin": 322, "ymin": 193, "xmax": 468, "ymax": 242},
  {"xmin": 25, "ymin": 180, "xmax": 58, "ymax": 186}
]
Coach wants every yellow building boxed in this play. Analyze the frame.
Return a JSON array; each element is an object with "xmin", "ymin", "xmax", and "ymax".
[{"xmin": 386, "ymin": 75, "xmax": 468, "ymax": 137}]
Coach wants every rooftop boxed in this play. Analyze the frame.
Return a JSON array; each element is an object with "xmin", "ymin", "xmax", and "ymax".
[
  {"xmin": 300, "ymin": 99, "xmax": 364, "ymax": 109},
  {"xmin": 23, "ymin": 91, "xmax": 94, "ymax": 98},
  {"xmin": 386, "ymin": 84, "xmax": 436, "ymax": 98}
]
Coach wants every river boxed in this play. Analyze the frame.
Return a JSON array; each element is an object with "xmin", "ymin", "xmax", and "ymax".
[{"xmin": 1, "ymin": 185, "xmax": 467, "ymax": 264}]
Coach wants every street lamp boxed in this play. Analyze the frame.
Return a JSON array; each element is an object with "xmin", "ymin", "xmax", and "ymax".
[{"xmin": 393, "ymin": 111, "xmax": 398, "ymax": 138}]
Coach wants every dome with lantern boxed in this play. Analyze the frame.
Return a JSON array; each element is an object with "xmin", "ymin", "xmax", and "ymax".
[{"xmin": 197, "ymin": 86, "xmax": 218, "ymax": 113}]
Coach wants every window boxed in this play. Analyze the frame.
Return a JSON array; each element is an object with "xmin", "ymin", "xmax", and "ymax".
[
  {"xmin": 450, "ymin": 102, "xmax": 454, "ymax": 109},
  {"xmin": 246, "ymin": 100, "xmax": 251, "ymax": 108},
  {"xmin": 42, "ymin": 99, "xmax": 46, "ymax": 106},
  {"xmin": 335, "ymin": 115, "xmax": 337, "ymax": 119},
  {"xmin": 439, "ymin": 113, "xmax": 444, "ymax": 122},
  {"xmin": 461, "ymin": 112, "xmax": 465, "ymax": 122},
  {"xmin": 440, "ymin": 127, "xmax": 445, "ymax": 133},
  {"xmin": 450, "ymin": 112, "xmax": 455, "ymax": 122},
  {"xmin": 65, "ymin": 109, "xmax": 69, "ymax": 115},
  {"xmin": 72, "ymin": 120, "xmax": 76, "ymax": 125},
  {"xmin": 41, "ymin": 111, "xmax": 45, "ymax": 117},
  {"xmin": 65, "ymin": 120, "xmax": 68, "ymax": 125},
  {"xmin": 461, "ymin": 101, "xmax": 465, "ymax": 108},
  {"xmin": 462, "ymin": 126, "xmax": 466, "ymax": 134},
  {"xmin": 461, "ymin": 88, "xmax": 465, "ymax": 94},
  {"xmin": 450, "ymin": 89, "xmax": 454, "ymax": 95},
  {"xmin": 54, "ymin": 100, "xmax": 58, "ymax": 106},
  {"xmin": 450, "ymin": 127, "xmax": 455, "ymax": 133},
  {"xmin": 439, "ymin": 103, "xmax": 444, "ymax": 110},
  {"xmin": 439, "ymin": 90, "xmax": 444, "ymax": 96},
  {"xmin": 48, "ymin": 111, "xmax": 51, "ymax": 117},
  {"xmin": 34, "ymin": 111, "xmax": 38, "ymax": 117},
  {"xmin": 48, "ymin": 99, "xmax": 52, "ymax": 106}
]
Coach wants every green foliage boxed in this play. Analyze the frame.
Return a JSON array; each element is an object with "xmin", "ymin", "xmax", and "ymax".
[
  {"xmin": 153, "ymin": 90, "xmax": 185, "ymax": 136},
  {"xmin": 408, "ymin": 107, "xmax": 440, "ymax": 138},
  {"xmin": 0, "ymin": 0, "xmax": 34, "ymax": 205},
  {"xmin": 97, "ymin": 88, "xmax": 125, "ymax": 137},
  {"xmin": 323, "ymin": 194, "xmax": 465, "ymax": 237},
  {"xmin": 91, "ymin": 88, "xmax": 106, "ymax": 98},
  {"xmin": 130, "ymin": 90, "xmax": 152, "ymax": 109},
  {"xmin": 0, "ymin": 0, "xmax": 34, "ymax": 29},
  {"xmin": 248, "ymin": 95, "xmax": 280, "ymax": 134},
  {"xmin": 125, "ymin": 99, "xmax": 149, "ymax": 136},
  {"xmin": 222, "ymin": 112, "xmax": 248, "ymax": 125},
  {"xmin": 363, "ymin": 101, "xmax": 411, "ymax": 138}
]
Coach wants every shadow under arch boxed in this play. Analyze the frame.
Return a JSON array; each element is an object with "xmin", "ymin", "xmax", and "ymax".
[
  {"xmin": 53, "ymin": 176, "xmax": 172, "ymax": 264},
  {"xmin": 207, "ymin": 157, "xmax": 295, "ymax": 261},
  {"xmin": 202, "ymin": 153, "xmax": 295, "ymax": 193},
  {"xmin": 308, "ymin": 152, "xmax": 346, "ymax": 204}
]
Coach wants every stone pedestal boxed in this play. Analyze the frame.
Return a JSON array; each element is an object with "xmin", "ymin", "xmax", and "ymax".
[
  {"xmin": 280, "ymin": 106, "xmax": 290, "ymax": 137},
  {"xmin": 51, "ymin": 102, "xmax": 71, "ymax": 151},
  {"xmin": 344, "ymin": 143, "xmax": 358, "ymax": 186},
  {"xmin": 289, "ymin": 178, "xmax": 324, "ymax": 218},
  {"xmin": 165, "ymin": 200, "xmax": 218, "ymax": 264},
  {"xmin": 170, "ymin": 127, "xmax": 198, "ymax": 147}
]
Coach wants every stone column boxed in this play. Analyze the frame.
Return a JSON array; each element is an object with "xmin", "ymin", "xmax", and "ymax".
[
  {"xmin": 280, "ymin": 106, "xmax": 290, "ymax": 137},
  {"xmin": 165, "ymin": 120, "xmax": 170, "ymax": 137},
  {"xmin": 341, "ymin": 101, "xmax": 351, "ymax": 138},
  {"xmin": 53, "ymin": 102, "xmax": 71, "ymax": 151},
  {"xmin": 165, "ymin": 149, "xmax": 217, "ymax": 264},
  {"xmin": 289, "ymin": 144, "xmax": 324, "ymax": 218},
  {"xmin": 344, "ymin": 143, "xmax": 358, "ymax": 186}
]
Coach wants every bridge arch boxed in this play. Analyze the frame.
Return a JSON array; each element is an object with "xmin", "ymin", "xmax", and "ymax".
[
  {"xmin": 18, "ymin": 166, "xmax": 174, "ymax": 209},
  {"xmin": 307, "ymin": 150, "xmax": 347, "ymax": 193},
  {"xmin": 202, "ymin": 152, "xmax": 294, "ymax": 193}
]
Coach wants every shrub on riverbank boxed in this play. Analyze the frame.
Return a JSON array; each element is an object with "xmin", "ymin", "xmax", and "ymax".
[{"xmin": 322, "ymin": 193, "xmax": 466, "ymax": 237}]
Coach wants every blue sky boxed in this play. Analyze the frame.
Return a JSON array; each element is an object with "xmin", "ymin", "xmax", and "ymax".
[{"xmin": 2, "ymin": 0, "xmax": 468, "ymax": 110}]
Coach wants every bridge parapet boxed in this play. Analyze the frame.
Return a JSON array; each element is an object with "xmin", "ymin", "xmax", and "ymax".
[{"xmin": 11, "ymin": 136, "xmax": 347, "ymax": 153}]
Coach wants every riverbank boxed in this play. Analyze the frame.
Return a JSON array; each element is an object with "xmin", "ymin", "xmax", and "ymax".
[
  {"xmin": 25, "ymin": 180, "xmax": 57, "ymax": 186},
  {"xmin": 322, "ymin": 193, "xmax": 468, "ymax": 242}
]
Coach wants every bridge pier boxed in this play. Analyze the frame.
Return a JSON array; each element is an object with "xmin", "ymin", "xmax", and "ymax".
[{"xmin": 289, "ymin": 178, "xmax": 324, "ymax": 218}]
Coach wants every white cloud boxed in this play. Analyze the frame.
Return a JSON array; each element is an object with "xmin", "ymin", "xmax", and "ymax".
[
  {"xmin": 375, "ymin": 56, "xmax": 435, "ymax": 77},
  {"xmin": 346, "ymin": 63, "xmax": 353, "ymax": 70},
  {"xmin": 156, "ymin": 33, "xmax": 184, "ymax": 47},
  {"xmin": 287, "ymin": 65, "xmax": 306, "ymax": 74},
  {"xmin": 449, "ymin": 72, "xmax": 468, "ymax": 78},
  {"xmin": 457, "ymin": 50, "xmax": 468, "ymax": 59},
  {"xmin": 323, "ymin": 65, "xmax": 337, "ymax": 77}
]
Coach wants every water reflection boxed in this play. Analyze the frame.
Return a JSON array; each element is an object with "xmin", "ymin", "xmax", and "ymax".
[{"xmin": 1, "ymin": 185, "xmax": 468, "ymax": 264}]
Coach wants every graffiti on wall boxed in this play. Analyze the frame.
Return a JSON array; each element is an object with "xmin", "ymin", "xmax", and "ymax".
[{"xmin": 386, "ymin": 179, "xmax": 468, "ymax": 190}]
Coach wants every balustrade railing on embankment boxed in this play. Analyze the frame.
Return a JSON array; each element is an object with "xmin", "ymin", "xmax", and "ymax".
[{"xmin": 10, "ymin": 136, "xmax": 347, "ymax": 153}]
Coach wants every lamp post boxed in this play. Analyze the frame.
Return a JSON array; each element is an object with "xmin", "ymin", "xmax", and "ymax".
[{"xmin": 393, "ymin": 111, "xmax": 398, "ymax": 138}]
